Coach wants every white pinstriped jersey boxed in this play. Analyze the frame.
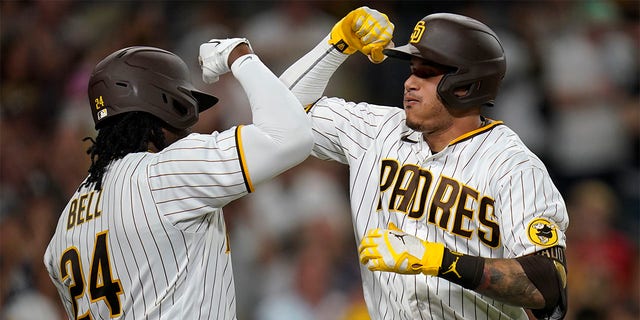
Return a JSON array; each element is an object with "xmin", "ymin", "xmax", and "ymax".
[
  {"xmin": 307, "ymin": 97, "xmax": 569, "ymax": 320},
  {"xmin": 44, "ymin": 127, "xmax": 251, "ymax": 320}
]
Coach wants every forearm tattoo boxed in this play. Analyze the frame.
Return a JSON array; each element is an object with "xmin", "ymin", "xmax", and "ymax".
[{"xmin": 475, "ymin": 258, "xmax": 545, "ymax": 309}]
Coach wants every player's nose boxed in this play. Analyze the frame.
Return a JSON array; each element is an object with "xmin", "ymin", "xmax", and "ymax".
[{"xmin": 404, "ymin": 75, "xmax": 419, "ymax": 92}]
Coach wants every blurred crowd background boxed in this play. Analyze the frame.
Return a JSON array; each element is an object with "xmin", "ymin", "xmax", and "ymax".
[{"xmin": 1, "ymin": 1, "xmax": 638, "ymax": 319}]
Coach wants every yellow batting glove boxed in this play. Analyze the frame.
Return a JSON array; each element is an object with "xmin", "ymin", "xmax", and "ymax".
[
  {"xmin": 359, "ymin": 222, "xmax": 445, "ymax": 275},
  {"xmin": 329, "ymin": 6, "xmax": 394, "ymax": 63}
]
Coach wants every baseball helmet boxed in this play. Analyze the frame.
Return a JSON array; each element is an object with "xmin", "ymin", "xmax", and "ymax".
[
  {"xmin": 384, "ymin": 13, "xmax": 506, "ymax": 109},
  {"xmin": 88, "ymin": 46, "xmax": 218, "ymax": 130}
]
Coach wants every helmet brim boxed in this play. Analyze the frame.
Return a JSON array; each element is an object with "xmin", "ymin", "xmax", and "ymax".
[
  {"xmin": 192, "ymin": 90, "xmax": 219, "ymax": 112},
  {"xmin": 384, "ymin": 44, "xmax": 457, "ymax": 73},
  {"xmin": 383, "ymin": 44, "xmax": 422, "ymax": 60}
]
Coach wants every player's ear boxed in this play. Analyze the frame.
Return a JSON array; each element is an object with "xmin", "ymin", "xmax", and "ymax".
[{"xmin": 453, "ymin": 85, "xmax": 471, "ymax": 98}]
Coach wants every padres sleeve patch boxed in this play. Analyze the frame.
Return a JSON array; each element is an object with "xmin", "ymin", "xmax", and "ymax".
[{"xmin": 527, "ymin": 218, "xmax": 559, "ymax": 247}]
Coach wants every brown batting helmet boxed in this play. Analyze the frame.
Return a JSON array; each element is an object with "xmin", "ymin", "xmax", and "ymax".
[
  {"xmin": 384, "ymin": 13, "xmax": 506, "ymax": 109},
  {"xmin": 88, "ymin": 46, "xmax": 218, "ymax": 130}
]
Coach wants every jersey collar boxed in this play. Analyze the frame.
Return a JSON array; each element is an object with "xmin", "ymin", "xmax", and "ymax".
[{"xmin": 448, "ymin": 118, "xmax": 503, "ymax": 146}]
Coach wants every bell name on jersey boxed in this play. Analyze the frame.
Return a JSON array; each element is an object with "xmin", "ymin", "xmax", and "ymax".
[{"xmin": 66, "ymin": 189, "xmax": 103, "ymax": 230}]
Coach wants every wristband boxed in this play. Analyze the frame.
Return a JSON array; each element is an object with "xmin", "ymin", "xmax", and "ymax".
[{"xmin": 438, "ymin": 249, "xmax": 485, "ymax": 289}]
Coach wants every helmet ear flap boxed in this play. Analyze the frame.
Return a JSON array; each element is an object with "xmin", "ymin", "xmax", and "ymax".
[
  {"xmin": 452, "ymin": 84, "xmax": 473, "ymax": 98},
  {"xmin": 173, "ymin": 87, "xmax": 197, "ymax": 117},
  {"xmin": 170, "ymin": 95, "xmax": 189, "ymax": 117},
  {"xmin": 438, "ymin": 70, "xmax": 500, "ymax": 109}
]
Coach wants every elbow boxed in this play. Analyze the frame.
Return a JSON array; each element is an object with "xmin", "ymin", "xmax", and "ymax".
[
  {"xmin": 279, "ymin": 74, "xmax": 292, "ymax": 88},
  {"xmin": 240, "ymin": 122, "xmax": 313, "ymax": 187},
  {"xmin": 298, "ymin": 118, "xmax": 314, "ymax": 147},
  {"xmin": 526, "ymin": 291, "xmax": 547, "ymax": 310},
  {"xmin": 280, "ymin": 104, "xmax": 314, "ymax": 157},
  {"xmin": 258, "ymin": 97, "xmax": 314, "ymax": 163},
  {"xmin": 278, "ymin": 125, "xmax": 313, "ymax": 173},
  {"xmin": 284, "ymin": 122, "xmax": 314, "ymax": 161},
  {"xmin": 300, "ymin": 127, "xmax": 314, "ymax": 155}
]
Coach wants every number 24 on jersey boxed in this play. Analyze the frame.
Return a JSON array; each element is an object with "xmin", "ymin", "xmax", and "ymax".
[{"xmin": 60, "ymin": 231, "xmax": 123, "ymax": 319}]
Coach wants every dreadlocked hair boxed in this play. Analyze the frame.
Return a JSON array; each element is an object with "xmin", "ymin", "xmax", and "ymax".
[{"xmin": 83, "ymin": 112, "xmax": 168, "ymax": 191}]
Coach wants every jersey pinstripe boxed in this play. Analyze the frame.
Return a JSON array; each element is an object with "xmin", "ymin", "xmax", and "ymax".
[
  {"xmin": 307, "ymin": 97, "xmax": 569, "ymax": 320},
  {"xmin": 44, "ymin": 127, "xmax": 251, "ymax": 320}
]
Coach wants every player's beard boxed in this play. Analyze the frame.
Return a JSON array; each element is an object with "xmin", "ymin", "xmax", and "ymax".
[
  {"xmin": 404, "ymin": 99, "xmax": 451, "ymax": 134},
  {"xmin": 405, "ymin": 117, "xmax": 451, "ymax": 134},
  {"xmin": 405, "ymin": 116, "xmax": 424, "ymax": 132}
]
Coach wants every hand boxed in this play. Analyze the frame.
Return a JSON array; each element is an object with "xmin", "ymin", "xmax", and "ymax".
[
  {"xmin": 199, "ymin": 38, "xmax": 252, "ymax": 83},
  {"xmin": 328, "ymin": 6, "xmax": 394, "ymax": 63},
  {"xmin": 359, "ymin": 222, "xmax": 445, "ymax": 275}
]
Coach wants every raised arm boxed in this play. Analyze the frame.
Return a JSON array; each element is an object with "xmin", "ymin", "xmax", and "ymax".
[
  {"xmin": 199, "ymin": 38, "xmax": 313, "ymax": 188},
  {"xmin": 280, "ymin": 6, "xmax": 394, "ymax": 106}
]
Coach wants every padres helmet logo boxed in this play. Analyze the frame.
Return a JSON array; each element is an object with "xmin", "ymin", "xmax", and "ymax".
[
  {"xmin": 527, "ymin": 218, "xmax": 558, "ymax": 246},
  {"xmin": 410, "ymin": 21, "xmax": 426, "ymax": 44}
]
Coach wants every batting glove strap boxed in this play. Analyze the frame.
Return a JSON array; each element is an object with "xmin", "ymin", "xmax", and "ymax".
[
  {"xmin": 199, "ymin": 38, "xmax": 251, "ymax": 84},
  {"xmin": 437, "ymin": 249, "xmax": 485, "ymax": 290},
  {"xmin": 328, "ymin": 6, "xmax": 394, "ymax": 63}
]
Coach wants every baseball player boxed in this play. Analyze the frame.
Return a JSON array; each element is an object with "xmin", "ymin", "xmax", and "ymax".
[
  {"xmin": 280, "ymin": 7, "xmax": 569, "ymax": 320},
  {"xmin": 44, "ymin": 39, "xmax": 312, "ymax": 319}
]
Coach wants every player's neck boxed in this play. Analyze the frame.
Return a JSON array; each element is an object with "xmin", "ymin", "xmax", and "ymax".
[
  {"xmin": 422, "ymin": 115, "xmax": 483, "ymax": 153},
  {"xmin": 148, "ymin": 127, "xmax": 191, "ymax": 152}
]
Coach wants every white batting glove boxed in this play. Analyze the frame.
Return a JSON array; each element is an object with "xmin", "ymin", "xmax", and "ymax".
[
  {"xmin": 328, "ymin": 6, "xmax": 394, "ymax": 63},
  {"xmin": 199, "ymin": 38, "xmax": 252, "ymax": 83},
  {"xmin": 359, "ymin": 222, "xmax": 445, "ymax": 275}
]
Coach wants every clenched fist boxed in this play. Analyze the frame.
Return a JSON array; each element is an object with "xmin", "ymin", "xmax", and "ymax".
[
  {"xmin": 328, "ymin": 6, "xmax": 394, "ymax": 63},
  {"xmin": 199, "ymin": 38, "xmax": 253, "ymax": 83}
]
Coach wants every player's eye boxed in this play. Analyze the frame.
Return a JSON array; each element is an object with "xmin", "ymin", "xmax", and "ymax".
[
  {"xmin": 411, "ymin": 68, "xmax": 440, "ymax": 79},
  {"xmin": 410, "ymin": 62, "xmax": 454, "ymax": 79}
]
